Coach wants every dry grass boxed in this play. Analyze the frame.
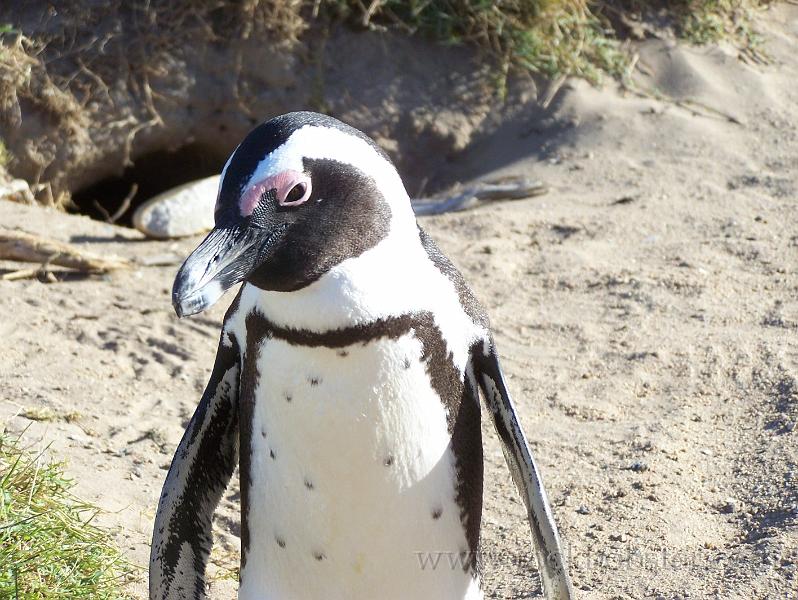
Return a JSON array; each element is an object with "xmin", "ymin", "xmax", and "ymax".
[
  {"xmin": 0, "ymin": 139, "xmax": 9, "ymax": 169},
  {"xmin": 327, "ymin": 1, "xmax": 626, "ymax": 84},
  {"xmin": 0, "ymin": 30, "xmax": 87, "ymax": 131},
  {"xmin": 325, "ymin": 1, "xmax": 773, "ymax": 84}
]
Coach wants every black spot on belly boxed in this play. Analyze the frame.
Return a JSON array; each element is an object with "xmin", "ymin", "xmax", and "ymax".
[
  {"xmin": 275, "ymin": 535, "xmax": 286, "ymax": 548},
  {"xmin": 304, "ymin": 478, "xmax": 314, "ymax": 490},
  {"xmin": 309, "ymin": 377, "xmax": 320, "ymax": 386},
  {"xmin": 337, "ymin": 350, "xmax": 348, "ymax": 357},
  {"xmin": 383, "ymin": 455, "xmax": 394, "ymax": 467},
  {"xmin": 313, "ymin": 551, "xmax": 325, "ymax": 561},
  {"xmin": 261, "ymin": 429, "xmax": 267, "ymax": 438},
  {"xmin": 270, "ymin": 449, "xmax": 276, "ymax": 460},
  {"xmin": 285, "ymin": 393, "xmax": 292, "ymax": 403},
  {"xmin": 403, "ymin": 357, "xmax": 411, "ymax": 369},
  {"xmin": 432, "ymin": 507, "xmax": 443, "ymax": 520}
]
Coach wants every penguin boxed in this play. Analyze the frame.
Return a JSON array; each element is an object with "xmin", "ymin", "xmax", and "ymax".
[{"xmin": 150, "ymin": 111, "xmax": 574, "ymax": 600}]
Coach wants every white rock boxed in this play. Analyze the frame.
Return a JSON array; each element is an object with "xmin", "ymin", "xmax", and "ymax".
[
  {"xmin": 132, "ymin": 175, "xmax": 220, "ymax": 239},
  {"xmin": 0, "ymin": 178, "xmax": 35, "ymax": 204}
]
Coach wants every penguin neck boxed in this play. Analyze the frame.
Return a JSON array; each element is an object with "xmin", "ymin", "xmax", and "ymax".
[{"xmin": 239, "ymin": 210, "xmax": 432, "ymax": 333}]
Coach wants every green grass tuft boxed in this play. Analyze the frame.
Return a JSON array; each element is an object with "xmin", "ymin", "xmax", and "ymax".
[{"xmin": 0, "ymin": 431, "xmax": 137, "ymax": 599}]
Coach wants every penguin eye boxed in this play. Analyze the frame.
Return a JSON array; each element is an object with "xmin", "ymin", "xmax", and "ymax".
[{"xmin": 285, "ymin": 183, "xmax": 306, "ymax": 204}]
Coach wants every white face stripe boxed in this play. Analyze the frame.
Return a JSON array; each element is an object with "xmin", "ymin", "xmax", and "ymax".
[{"xmin": 240, "ymin": 124, "xmax": 417, "ymax": 237}]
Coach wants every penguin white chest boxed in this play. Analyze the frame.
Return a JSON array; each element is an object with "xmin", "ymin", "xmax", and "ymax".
[{"xmin": 239, "ymin": 330, "xmax": 481, "ymax": 600}]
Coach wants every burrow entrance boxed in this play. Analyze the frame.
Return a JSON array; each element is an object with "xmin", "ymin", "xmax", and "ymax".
[{"xmin": 70, "ymin": 143, "xmax": 228, "ymax": 228}]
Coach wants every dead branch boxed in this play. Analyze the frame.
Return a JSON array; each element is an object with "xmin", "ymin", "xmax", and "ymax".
[
  {"xmin": 411, "ymin": 178, "xmax": 548, "ymax": 216},
  {"xmin": 93, "ymin": 183, "xmax": 138, "ymax": 224},
  {"xmin": 1, "ymin": 267, "xmax": 40, "ymax": 281},
  {"xmin": 0, "ymin": 229, "xmax": 131, "ymax": 273}
]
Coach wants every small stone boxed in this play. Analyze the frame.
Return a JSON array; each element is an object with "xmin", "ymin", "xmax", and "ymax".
[
  {"xmin": 721, "ymin": 498, "xmax": 739, "ymax": 514},
  {"xmin": 576, "ymin": 505, "xmax": 591, "ymax": 515},
  {"xmin": 628, "ymin": 460, "xmax": 649, "ymax": 473}
]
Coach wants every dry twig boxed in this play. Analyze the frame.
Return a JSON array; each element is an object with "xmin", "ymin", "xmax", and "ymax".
[{"xmin": 0, "ymin": 229, "xmax": 131, "ymax": 273}]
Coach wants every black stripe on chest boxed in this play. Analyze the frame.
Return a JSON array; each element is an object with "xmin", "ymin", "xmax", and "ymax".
[{"xmin": 236, "ymin": 310, "xmax": 484, "ymax": 572}]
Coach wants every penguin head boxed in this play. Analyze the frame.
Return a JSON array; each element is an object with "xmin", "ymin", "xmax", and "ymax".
[{"xmin": 172, "ymin": 111, "xmax": 412, "ymax": 317}]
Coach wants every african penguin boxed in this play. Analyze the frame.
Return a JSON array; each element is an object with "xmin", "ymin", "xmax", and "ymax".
[{"xmin": 150, "ymin": 111, "xmax": 574, "ymax": 600}]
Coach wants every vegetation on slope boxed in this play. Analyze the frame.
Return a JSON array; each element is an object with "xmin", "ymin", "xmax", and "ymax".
[
  {"xmin": 327, "ymin": 1, "xmax": 772, "ymax": 81},
  {"xmin": 0, "ymin": 431, "xmax": 136, "ymax": 599}
]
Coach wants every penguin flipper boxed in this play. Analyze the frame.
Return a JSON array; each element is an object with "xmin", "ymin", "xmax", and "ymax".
[
  {"xmin": 473, "ymin": 337, "xmax": 574, "ymax": 600},
  {"xmin": 149, "ymin": 333, "xmax": 241, "ymax": 600}
]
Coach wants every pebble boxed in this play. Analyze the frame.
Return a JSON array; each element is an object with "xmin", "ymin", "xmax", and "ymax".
[{"xmin": 721, "ymin": 498, "xmax": 739, "ymax": 514}]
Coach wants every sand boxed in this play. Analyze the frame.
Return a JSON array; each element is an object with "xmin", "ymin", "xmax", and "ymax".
[{"xmin": 1, "ymin": 4, "xmax": 796, "ymax": 599}]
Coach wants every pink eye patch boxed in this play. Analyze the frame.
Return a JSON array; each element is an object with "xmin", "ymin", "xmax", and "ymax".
[{"xmin": 238, "ymin": 170, "xmax": 312, "ymax": 216}]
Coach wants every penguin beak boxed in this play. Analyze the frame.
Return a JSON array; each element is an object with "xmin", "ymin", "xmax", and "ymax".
[{"xmin": 172, "ymin": 224, "xmax": 281, "ymax": 317}]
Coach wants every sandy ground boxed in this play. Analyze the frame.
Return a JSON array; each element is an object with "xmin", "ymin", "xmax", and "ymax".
[{"xmin": 2, "ymin": 5, "xmax": 797, "ymax": 599}]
